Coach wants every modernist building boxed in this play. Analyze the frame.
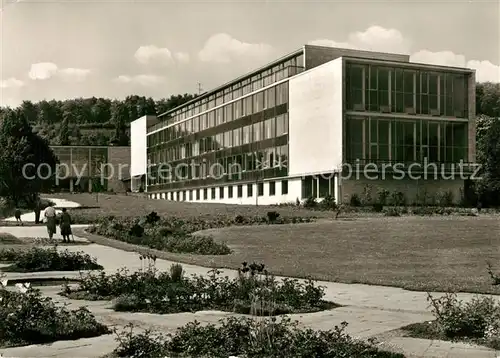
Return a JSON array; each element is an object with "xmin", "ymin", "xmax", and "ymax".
[
  {"xmin": 130, "ymin": 45, "xmax": 476, "ymax": 205},
  {"xmin": 51, "ymin": 145, "xmax": 131, "ymax": 192}
]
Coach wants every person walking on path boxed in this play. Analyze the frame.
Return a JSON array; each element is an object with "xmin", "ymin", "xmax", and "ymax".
[
  {"xmin": 59, "ymin": 208, "xmax": 73, "ymax": 243},
  {"xmin": 14, "ymin": 209, "xmax": 23, "ymax": 226},
  {"xmin": 44, "ymin": 204, "xmax": 57, "ymax": 239}
]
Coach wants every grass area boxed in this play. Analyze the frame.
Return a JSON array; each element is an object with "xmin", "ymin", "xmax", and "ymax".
[
  {"xmin": 78, "ymin": 215, "xmax": 500, "ymax": 294},
  {"xmin": 47, "ymin": 193, "xmax": 334, "ymax": 221},
  {"xmin": 0, "ymin": 233, "xmax": 23, "ymax": 244}
]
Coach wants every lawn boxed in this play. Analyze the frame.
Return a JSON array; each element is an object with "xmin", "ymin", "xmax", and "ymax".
[
  {"xmin": 47, "ymin": 193, "xmax": 335, "ymax": 220},
  {"xmin": 79, "ymin": 215, "xmax": 500, "ymax": 294}
]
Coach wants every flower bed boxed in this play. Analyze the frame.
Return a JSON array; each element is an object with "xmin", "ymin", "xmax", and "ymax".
[
  {"xmin": 111, "ymin": 317, "xmax": 403, "ymax": 358},
  {"xmin": 62, "ymin": 260, "xmax": 337, "ymax": 316},
  {"xmin": 0, "ymin": 246, "xmax": 103, "ymax": 272},
  {"xmin": 0, "ymin": 278, "xmax": 110, "ymax": 347},
  {"xmin": 85, "ymin": 212, "xmax": 315, "ymax": 255},
  {"xmin": 401, "ymin": 292, "xmax": 500, "ymax": 350}
]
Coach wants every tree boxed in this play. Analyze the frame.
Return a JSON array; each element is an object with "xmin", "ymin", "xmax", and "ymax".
[
  {"xmin": 59, "ymin": 117, "xmax": 70, "ymax": 145},
  {"xmin": 110, "ymin": 101, "xmax": 129, "ymax": 146},
  {"xmin": 476, "ymin": 115, "xmax": 500, "ymax": 206},
  {"xmin": 0, "ymin": 109, "xmax": 58, "ymax": 206}
]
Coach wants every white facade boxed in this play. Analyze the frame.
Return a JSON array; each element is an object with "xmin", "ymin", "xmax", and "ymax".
[
  {"xmin": 130, "ymin": 116, "xmax": 148, "ymax": 177},
  {"xmin": 288, "ymin": 58, "xmax": 343, "ymax": 177}
]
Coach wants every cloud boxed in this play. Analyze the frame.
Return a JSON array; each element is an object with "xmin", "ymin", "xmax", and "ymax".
[
  {"xmin": 174, "ymin": 52, "xmax": 190, "ymax": 64},
  {"xmin": 198, "ymin": 33, "xmax": 274, "ymax": 63},
  {"xmin": 28, "ymin": 62, "xmax": 58, "ymax": 80},
  {"xmin": 114, "ymin": 74, "xmax": 166, "ymax": 86},
  {"xmin": 134, "ymin": 45, "xmax": 173, "ymax": 65},
  {"xmin": 0, "ymin": 77, "xmax": 24, "ymax": 89},
  {"xmin": 58, "ymin": 68, "xmax": 91, "ymax": 82},
  {"xmin": 28, "ymin": 62, "xmax": 91, "ymax": 82},
  {"xmin": 309, "ymin": 25, "xmax": 499, "ymax": 83}
]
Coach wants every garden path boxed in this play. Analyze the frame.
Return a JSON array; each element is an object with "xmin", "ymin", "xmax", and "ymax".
[{"xmin": 0, "ymin": 198, "xmax": 499, "ymax": 357}]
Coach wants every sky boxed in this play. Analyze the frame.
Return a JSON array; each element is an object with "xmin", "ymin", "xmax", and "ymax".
[{"xmin": 0, "ymin": 0, "xmax": 499, "ymax": 108}]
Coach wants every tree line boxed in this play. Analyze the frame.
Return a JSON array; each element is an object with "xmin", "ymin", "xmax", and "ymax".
[{"xmin": 0, "ymin": 94, "xmax": 197, "ymax": 147}]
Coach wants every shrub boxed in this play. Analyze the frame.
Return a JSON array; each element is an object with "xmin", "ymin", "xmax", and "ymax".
[
  {"xmin": 145, "ymin": 211, "xmax": 161, "ymax": 225},
  {"xmin": 383, "ymin": 207, "xmax": 400, "ymax": 217},
  {"xmin": 62, "ymin": 261, "xmax": 336, "ymax": 316},
  {"xmin": 422, "ymin": 292, "xmax": 500, "ymax": 347},
  {"xmin": 436, "ymin": 190, "xmax": 454, "ymax": 207},
  {"xmin": 113, "ymin": 317, "xmax": 404, "ymax": 358},
  {"xmin": 361, "ymin": 185, "xmax": 374, "ymax": 205},
  {"xmin": 350, "ymin": 193, "xmax": 361, "ymax": 207},
  {"xmin": 372, "ymin": 203, "xmax": 384, "ymax": 212},
  {"xmin": 0, "ymin": 278, "xmax": 109, "ymax": 347},
  {"xmin": 389, "ymin": 190, "xmax": 406, "ymax": 206},
  {"xmin": 320, "ymin": 195, "xmax": 337, "ymax": 210},
  {"xmin": 376, "ymin": 188, "xmax": 390, "ymax": 206},
  {"xmin": 267, "ymin": 211, "xmax": 280, "ymax": 223},
  {"xmin": 0, "ymin": 246, "xmax": 103, "ymax": 272},
  {"xmin": 303, "ymin": 197, "xmax": 317, "ymax": 209}
]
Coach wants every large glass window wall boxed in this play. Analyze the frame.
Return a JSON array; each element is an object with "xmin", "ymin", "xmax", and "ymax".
[
  {"xmin": 345, "ymin": 116, "xmax": 469, "ymax": 165},
  {"xmin": 346, "ymin": 63, "xmax": 469, "ymax": 119},
  {"xmin": 147, "ymin": 53, "xmax": 303, "ymax": 133},
  {"xmin": 147, "ymin": 83, "xmax": 290, "ymax": 191}
]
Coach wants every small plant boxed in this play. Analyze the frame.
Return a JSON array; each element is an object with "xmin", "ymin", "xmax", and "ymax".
[
  {"xmin": 487, "ymin": 262, "xmax": 500, "ymax": 285},
  {"xmin": 234, "ymin": 214, "xmax": 245, "ymax": 224},
  {"xmin": 361, "ymin": 184, "xmax": 374, "ymax": 206},
  {"xmin": 383, "ymin": 207, "xmax": 400, "ymax": 217},
  {"xmin": 303, "ymin": 197, "xmax": 317, "ymax": 209},
  {"xmin": 372, "ymin": 203, "xmax": 384, "ymax": 212},
  {"xmin": 320, "ymin": 195, "xmax": 337, "ymax": 210},
  {"xmin": 128, "ymin": 223, "xmax": 145, "ymax": 237},
  {"xmin": 350, "ymin": 193, "xmax": 361, "ymax": 207},
  {"xmin": 436, "ymin": 190, "xmax": 454, "ymax": 207},
  {"xmin": 145, "ymin": 211, "xmax": 161, "ymax": 225},
  {"xmin": 376, "ymin": 187, "xmax": 390, "ymax": 206},
  {"xmin": 170, "ymin": 263, "xmax": 184, "ymax": 282},
  {"xmin": 389, "ymin": 190, "xmax": 406, "ymax": 206},
  {"xmin": 266, "ymin": 211, "xmax": 280, "ymax": 223}
]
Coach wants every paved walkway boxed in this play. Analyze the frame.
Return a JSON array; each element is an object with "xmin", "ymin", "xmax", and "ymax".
[{"xmin": 0, "ymin": 197, "xmax": 499, "ymax": 358}]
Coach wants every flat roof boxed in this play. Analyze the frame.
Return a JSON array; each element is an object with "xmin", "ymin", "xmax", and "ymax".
[
  {"xmin": 344, "ymin": 55, "xmax": 474, "ymax": 73},
  {"xmin": 157, "ymin": 47, "xmax": 304, "ymax": 119}
]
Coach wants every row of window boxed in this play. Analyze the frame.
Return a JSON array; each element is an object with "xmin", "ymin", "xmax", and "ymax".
[
  {"xmin": 158, "ymin": 180, "xmax": 289, "ymax": 201},
  {"xmin": 148, "ymin": 54, "xmax": 303, "ymax": 132},
  {"xmin": 346, "ymin": 64, "xmax": 469, "ymax": 118},
  {"xmin": 148, "ymin": 145, "xmax": 289, "ymax": 185},
  {"xmin": 345, "ymin": 116, "xmax": 469, "ymax": 163},
  {"xmin": 148, "ymin": 83, "xmax": 289, "ymax": 146},
  {"xmin": 148, "ymin": 115, "xmax": 289, "ymax": 164}
]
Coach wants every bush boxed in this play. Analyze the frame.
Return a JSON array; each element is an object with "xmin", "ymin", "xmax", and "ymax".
[
  {"xmin": 376, "ymin": 188, "xmax": 390, "ymax": 206},
  {"xmin": 62, "ymin": 261, "xmax": 336, "ymax": 316},
  {"xmin": 145, "ymin": 211, "xmax": 161, "ymax": 225},
  {"xmin": 372, "ymin": 203, "xmax": 384, "ymax": 212},
  {"xmin": 350, "ymin": 193, "xmax": 361, "ymax": 207},
  {"xmin": 403, "ymin": 292, "xmax": 500, "ymax": 350},
  {"xmin": 383, "ymin": 207, "xmax": 401, "ymax": 217},
  {"xmin": 0, "ymin": 278, "xmax": 109, "ymax": 347},
  {"xmin": 320, "ymin": 195, "xmax": 337, "ymax": 210},
  {"xmin": 389, "ymin": 190, "xmax": 406, "ymax": 206},
  {"xmin": 113, "ymin": 317, "xmax": 404, "ymax": 358},
  {"xmin": 0, "ymin": 246, "xmax": 103, "ymax": 272},
  {"xmin": 267, "ymin": 211, "xmax": 280, "ymax": 223},
  {"xmin": 303, "ymin": 197, "xmax": 317, "ymax": 209},
  {"xmin": 436, "ymin": 190, "xmax": 454, "ymax": 207}
]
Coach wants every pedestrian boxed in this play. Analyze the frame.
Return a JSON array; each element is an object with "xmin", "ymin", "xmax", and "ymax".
[
  {"xmin": 59, "ymin": 208, "xmax": 73, "ymax": 243},
  {"xmin": 14, "ymin": 208, "xmax": 23, "ymax": 226},
  {"xmin": 44, "ymin": 203, "xmax": 57, "ymax": 240}
]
